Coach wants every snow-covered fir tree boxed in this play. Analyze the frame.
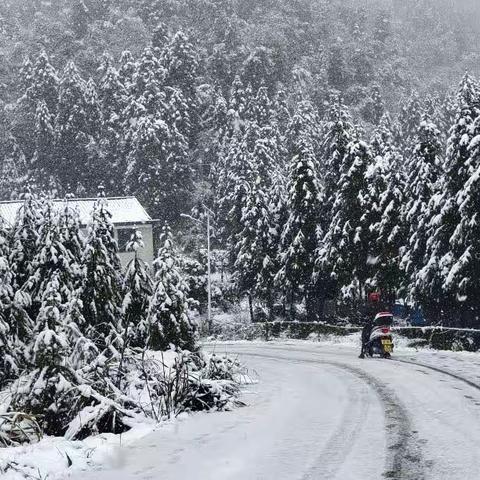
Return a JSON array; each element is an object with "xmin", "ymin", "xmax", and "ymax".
[
  {"xmin": 277, "ymin": 132, "xmax": 324, "ymax": 320},
  {"xmin": 367, "ymin": 141, "xmax": 406, "ymax": 303},
  {"xmin": 56, "ymin": 61, "xmax": 89, "ymax": 191},
  {"xmin": 80, "ymin": 190, "xmax": 124, "ymax": 355},
  {"xmin": 11, "ymin": 274, "xmax": 81, "ymax": 436},
  {"xmin": 321, "ymin": 100, "xmax": 353, "ymax": 226},
  {"xmin": 0, "ymin": 217, "xmax": 17, "ymax": 387},
  {"xmin": 147, "ymin": 226, "xmax": 196, "ymax": 351},
  {"xmin": 417, "ymin": 75, "xmax": 480, "ymax": 320},
  {"xmin": 122, "ymin": 230, "xmax": 153, "ymax": 348},
  {"xmin": 318, "ymin": 136, "xmax": 373, "ymax": 303},
  {"xmin": 25, "ymin": 201, "xmax": 79, "ymax": 317},
  {"xmin": 9, "ymin": 191, "xmax": 43, "ymax": 289},
  {"xmin": 401, "ymin": 118, "xmax": 442, "ymax": 298}
]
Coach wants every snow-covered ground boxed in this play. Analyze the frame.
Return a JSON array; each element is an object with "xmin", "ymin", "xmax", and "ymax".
[{"xmin": 3, "ymin": 337, "xmax": 480, "ymax": 479}]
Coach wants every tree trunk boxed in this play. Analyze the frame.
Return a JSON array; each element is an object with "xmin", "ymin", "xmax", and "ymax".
[
  {"xmin": 248, "ymin": 293, "xmax": 254, "ymax": 323},
  {"xmin": 289, "ymin": 289, "xmax": 296, "ymax": 321},
  {"xmin": 267, "ymin": 291, "xmax": 274, "ymax": 322}
]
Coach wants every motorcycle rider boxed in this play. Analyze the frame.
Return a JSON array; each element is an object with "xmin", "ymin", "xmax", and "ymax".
[
  {"xmin": 359, "ymin": 318, "xmax": 374, "ymax": 359},
  {"xmin": 359, "ymin": 291, "xmax": 382, "ymax": 359}
]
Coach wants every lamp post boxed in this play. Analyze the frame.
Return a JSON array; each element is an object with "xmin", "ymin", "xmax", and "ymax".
[{"xmin": 181, "ymin": 206, "xmax": 214, "ymax": 333}]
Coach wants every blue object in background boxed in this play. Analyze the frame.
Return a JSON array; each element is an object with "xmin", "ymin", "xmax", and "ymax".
[
  {"xmin": 409, "ymin": 307, "xmax": 426, "ymax": 326},
  {"xmin": 393, "ymin": 303, "xmax": 407, "ymax": 318}
]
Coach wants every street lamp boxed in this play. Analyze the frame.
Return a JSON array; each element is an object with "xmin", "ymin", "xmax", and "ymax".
[{"xmin": 181, "ymin": 206, "xmax": 214, "ymax": 333}]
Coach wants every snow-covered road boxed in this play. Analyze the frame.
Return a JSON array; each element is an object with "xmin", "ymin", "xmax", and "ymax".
[{"xmin": 73, "ymin": 342, "xmax": 480, "ymax": 480}]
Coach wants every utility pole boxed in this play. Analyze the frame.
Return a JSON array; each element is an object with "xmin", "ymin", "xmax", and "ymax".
[
  {"xmin": 181, "ymin": 205, "xmax": 214, "ymax": 334},
  {"xmin": 206, "ymin": 209, "xmax": 212, "ymax": 333}
]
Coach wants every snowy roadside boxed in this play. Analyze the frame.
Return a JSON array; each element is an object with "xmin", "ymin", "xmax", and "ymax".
[
  {"xmin": 0, "ymin": 416, "xmax": 156, "ymax": 480},
  {"xmin": 0, "ymin": 350, "xmax": 253, "ymax": 480}
]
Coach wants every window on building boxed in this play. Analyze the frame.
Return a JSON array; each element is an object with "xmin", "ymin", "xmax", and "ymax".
[{"xmin": 117, "ymin": 228, "xmax": 134, "ymax": 253}]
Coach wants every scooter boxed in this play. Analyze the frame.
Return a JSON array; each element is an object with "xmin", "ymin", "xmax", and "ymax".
[{"xmin": 366, "ymin": 312, "xmax": 394, "ymax": 359}]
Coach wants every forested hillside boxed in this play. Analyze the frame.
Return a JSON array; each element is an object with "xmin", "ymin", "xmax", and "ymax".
[{"xmin": 1, "ymin": 0, "xmax": 480, "ymax": 327}]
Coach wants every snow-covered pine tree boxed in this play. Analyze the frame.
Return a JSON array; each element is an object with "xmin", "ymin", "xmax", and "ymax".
[
  {"xmin": 133, "ymin": 46, "xmax": 162, "ymax": 98},
  {"xmin": 31, "ymin": 100, "xmax": 56, "ymax": 189},
  {"xmin": 318, "ymin": 135, "xmax": 373, "ymax": 303},
  {"xmin": 25, "ymin": 51, "xmax": 59, "ymax": 114},
  {"xmin": 417, "ymin": 74, "xmax": 480, "ymax": 321},
  {"xmin": 272, "ymin": 87, "xmax": 291, "ymax": 138},
  {"xmin": 257, "ymin": 168, "xmax": 288, "ymax": 317},
  {"xmin": 234, "ymin": 166, "xmax": 267, "ymax": 318},
  {"xmin": 84, "ymin": 77, "xmax": 102, "ymax": 137},
  {"xmin": 277, "ymin": 132, "xmax": 324, "ymax": 320},
  {"xmin": 19, "ymin": 56, "xmax": 33, "ymax": 94},
  {"xmin": 0, "ymin": 138, "xmax": 29, "ymax": 200},
  {"xmin": 25, "ymin": 201, "xmax": 78, "ymax": 318},
  {"xmin": 11, "ymin": 274, "xmax": 81, "ymax": 436},
  {"xmin": 125, "ymin": 113, "xmax": 191, "ymax": 223},
  {"xmin": 217, "ymin": 124, "xmax": 257, "ymax": 258},
  {"xmin": 361, "ymin": 83, "xmax": 384, "ymax": 125},
  {"xmin": 401, "ymin": 118, "xmax": 442, "ymax": 298},
  {"xmin": 0, "ymin": 216, "xmax": 17, "ymax": 387},
  {"xmin": 122, "ymin": 230, "xmax": 153, "ymax": 348},
  {"xmin": 99, "ymin": 64, "xmax": 127, "ymax": 130},
  {"xmin": 160, "ymin": 30, "xmax": 199, "ymax": 149},
  {"xmin": 240, "ymin": 46, "xmax": 274, "ymax": 93},
  {"xmin": 9, "ymin": 191, "xmax": 43, "ymax": 289},
  {"xmin": 56, "ymin": 61, "xmax": 89, "ymax": 190},
  {"xmin": 147, "ymin": 226, "xmax": 196, "ymax": 351},
  {"xmin": 367, "ymin": 141, "xmax": 406, "ymax": 304},
  {"xmin": 445, "ymin": 126, "xmax": 480, "ymax": 323},
  {"xmin": 118, "ymin": 50, "xmax": 137, "ymax": 95},
  {"xmin": 98, "ymin": 64, "xmax": 128, "ymax": 192},
  {"xmin": 80, "ymin": 190, "xmax": 123, "ymax": 355},
  {"xmin": 248, "ymin": 85, "xmax": 273, "ymax": 128},
  {"xmin": 321, "ymin": 100, "xmax": 353, "ymax": 227},
  {"xmin": 229, "ymin": 75, "xmax": 248, "ymax": 118},
  {"xmin": 286, "ymin": 100, "xmax": 320, "ymax": 154},
  {"xmin": 14, "ymin": 51, "xmax": 58, "ymax": 167},
  {"xmin": 202, "ymin": 86, "xmax": 228, "ymax": 177},
  {"xmin": 58, "ymin": 197, "xmax": 85, "ymax": 269},
  {"xmin": 397, "ymin": 91, "xmax": 422, "ymax": 153},
  {"xmin": 152, "ymin": 22, "xmax": 170, "ymax": 52}
]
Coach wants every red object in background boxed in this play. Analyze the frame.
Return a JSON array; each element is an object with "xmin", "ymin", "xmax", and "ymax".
[{"xmin": 368, "ymin": 292, "xmax": 381, "ymax": 302}]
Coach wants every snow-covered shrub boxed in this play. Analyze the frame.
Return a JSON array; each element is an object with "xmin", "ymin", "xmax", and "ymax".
[
  {"xmin": 121, "ymin": 349, "xmax": 243, "ymax": 421},
  {"xmin": 0, "ymin": 413, "xmax": 42, "ymax": 447}
]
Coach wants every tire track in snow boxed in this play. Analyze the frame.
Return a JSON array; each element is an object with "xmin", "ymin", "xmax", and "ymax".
[
  {"xmin": 235, "ymin": 351, "xmax": 425, "ymax": 480},
  {"xmin": 392, "ymin": 358, "xmax": 480, "ymax": 393},
  {"xmin": 300, "ymin": 368, "xmax": 372, "ymax": 480}
]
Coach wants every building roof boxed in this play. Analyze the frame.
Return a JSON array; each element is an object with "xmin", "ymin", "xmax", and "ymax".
[{"xmin": 0, "ymin": 197, "xmax": 152, "ymax": 227}]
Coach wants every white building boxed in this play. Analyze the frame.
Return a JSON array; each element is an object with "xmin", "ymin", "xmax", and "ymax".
[{"xmin": 0, "ymin": 196, "xmax": 155, "ymax": 268}]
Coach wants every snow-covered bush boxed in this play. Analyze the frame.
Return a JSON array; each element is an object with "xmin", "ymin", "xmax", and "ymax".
[{"xmin": 0, "ymin": 413, "xmax": 42, "ymax": 448}]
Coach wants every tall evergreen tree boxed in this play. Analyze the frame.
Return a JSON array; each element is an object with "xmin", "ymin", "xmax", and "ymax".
[
  {"xmin": 318, "ymin": 136, "xmax": 372, "ymax": 303},
  {"xmin": 32, "ymin": 100, "xmax": 56, "ymax": 187},
  {"xmin": 0, "ymin": 217, "xmax": 16, "ymax": 386},
  {"xmin": 80, "ymin": 191, "xmax": 123, "ymax": 355},
  {"xmin": 125, "ymin": 114, "xmax": 191, "ymax": 223},
  {"xmin": 401, "ymin": 118, "xmax": 442, "ymax": 298},
  {"xmin": 147, "ymin": 227, "xmax": 196, "ymax": 351},
  {"xmin": 122, "ymin": 230, "xmax": 153, "ymax": 348},
  {"xmin": 9, "ymin": 192, "xmax": 42, "ymax": 289},
  {"xmin": 417, "ymin": 74, "xmax": 480, "ymax": 321},
  {"xmin": 321, "ymin": 101, "xmax": 353, "ymax": 226},
  {"xmin": 56, "ymin": 61, "xmax": 89, "ymax": 190},
  {"xmin": 277, "ymin": 134, "xmax": 324, "ymax": 320}
]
